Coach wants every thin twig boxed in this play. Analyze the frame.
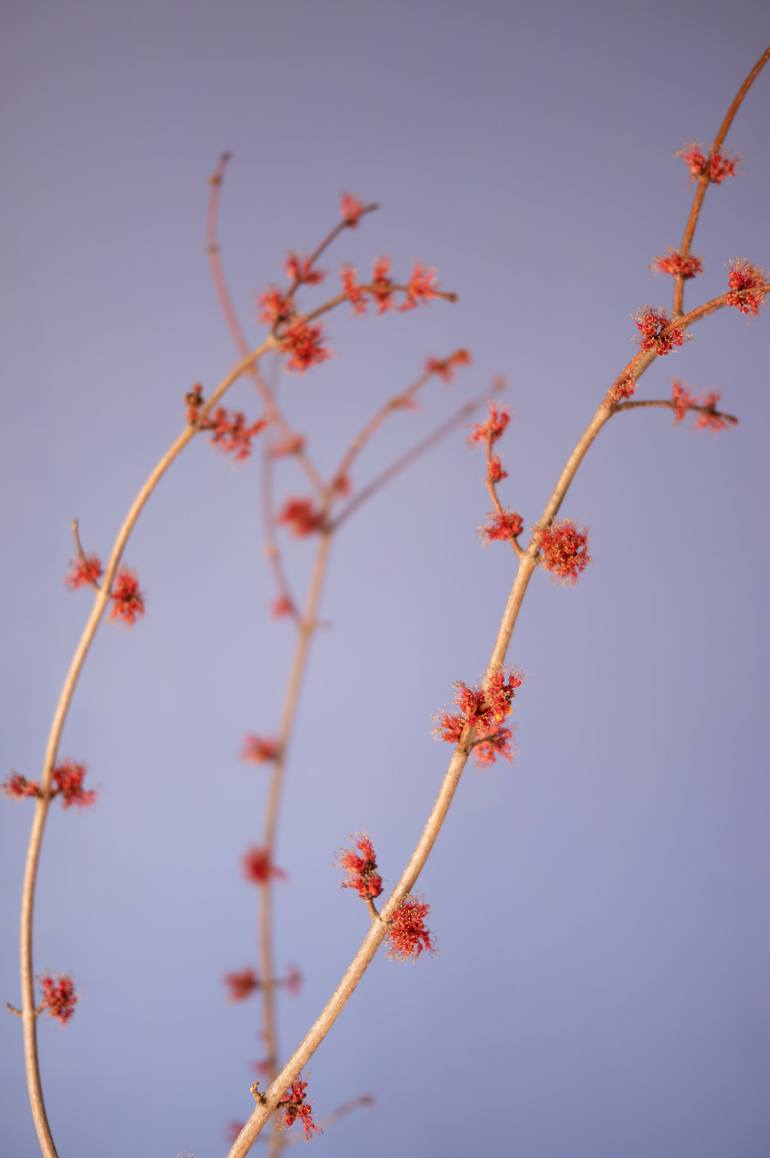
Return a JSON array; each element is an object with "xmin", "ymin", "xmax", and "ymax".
[{"xmin": 673, "ymin": 46, "xmax": 770, "ymax": 315}]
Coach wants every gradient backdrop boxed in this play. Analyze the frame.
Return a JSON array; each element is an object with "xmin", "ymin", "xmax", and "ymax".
[{"xmin": 2, "ymin": 3, "xmax": 770, "ymax": 1155}]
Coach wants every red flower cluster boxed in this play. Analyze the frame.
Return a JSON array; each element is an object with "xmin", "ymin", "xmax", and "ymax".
[
  {"xmin": 280, "ymin": 318, "xmax": 332, "ymax": 373},
  {"xmin": 108, "ymin": 568, "xmax": 145, "ymax": 626},
  {"xmin": 726, "ymin": 258, "xmax": 765, "ymax": 316},
  {"xmin": 279, "ymin": 1079, "xmax": 319, "ymax": 1140},
  {"xmin": 538, "ymin": 521, "xmax": 590, "ymax": 583},
  {"xmin": 338, "ymin": 834, "xmax": 383, "ymax": 900},
  {"xmin": 257, "ymin": 288, "xmax": 294, "ymax": 328},
  {"xmin": 474, "ymin": 727, "xmax": 514, "ymax": 767},
  {"xmin": 65, "ymin": 554, "xmax": 103, "ymax": 590},
  {"xmin": 634, "ymin": 308, "xmax": 685, "ymax": 355},
  {"xmin": 341, "ymin": 192, "xmax": 365, "ymax": 227},
  {"xmin": 277, "ymin": 497, "xmax": 325, "ymax": 537},
  {"xmin": 608, "ymin": 375, "xmax": 636, "ymax": 402},
  {"xmin": 671, "ymin": 380, "xmax": 730, "ymax": 431},
  {"xmin": 40, "ymin": 974, "xmax": 78, "ymax": 1024},
  {"xmin": 480, "ymin": 509, "xmax": 524, "ymax": 543},
  {"xmin": 386, "ymin": 896, "xmax": 434, "ymax": 961},
  {"xmin": 652, "ymin": 250, "xmax": 703, "ymax": 279},
  {"xmin": 186, "ymin": 384, "xmax": 266, "ymax": 459},
  {"xmin": 425, "ymin": 348, "xmax": 471, "ymax": 383},
  {"xmin": 224, "ymin": 968, "xmax": 260, "ymax": 1001},
  {"xmin": 284, "ymin": 252, "xmax": 325, "ymax": 286},
  {"xmin": 340, "ymin": 256, "xmax": 447, "ymax": 316},
  {"xmin": 241, "ymin": 735, "xmax": 280, "ymax": 764},
  {"xmin": 242, "ymin": 845, "xmax": 286, "ymax": 885},
  {"xmin": 678, "ymin": 143, "xmax": 738, "ymax": 184},
  {"xmin": 3, "ymin": 761, "xmax": 96, "ymax": 809},
  {"xmin": 488, "ymin": 456, "xmax": 508, "ymax": 483},
  {"xmin": 469, "ymin": 403, "xmax": 510, "ymax": 445},
  {"xmin": 434, "ymin": 669, "xmax": 523, "ymax": 767}
]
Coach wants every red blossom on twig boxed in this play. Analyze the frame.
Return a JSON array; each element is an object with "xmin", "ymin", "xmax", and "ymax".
[
  {"xmin": 271, "ymin": 596, "xmax": 296, "ymax": 619},
  {"xmin": 276, "ymin": 497, "xmax": 325, "ymax": 537},
  {"xmin": 224, "ymin": 968, "xmax": 261, "ymax": 1001},
  {"xmin": 241, "ymin": 735, "xmax": 281, "ymax": 764},
  {"xmin": 208, "ymin": 408, "xmax": 266, "ymax": 461},
  {"xmin": 3, "ymin": 762, "xmax": 96, "ymax": 809},
  {"xmin": 425, "ymin": 348, "xmax": 471, "ymax": 383},
  {"xmin": 671, "ymin": 379, "xmax": 696, "ymax": 422},
  {"xmin": 480, "ymin": 509, "xmax": 524, "ymax": 544},
  {"xmin": 341, "ymin": 192, "xmax": 365, "ymax": 227},
  {"xmin": 474, "ymin": 727, "xmax": 515, "ymax": 768},
  {"xmin": 538, "ymin": 521, "xmax": 590, "ymax": 583},
  {"xmin": 40, "ymin": 974, "xmax": 77, "ymax": 1024},
  {"xmin": 280, "ymin": 318, "xmax": 332, "ymax": 373},
  {"xmin": 65, "ymin": 554, "xmax": 103, "ymax": 590},
  {"xmin": 652, "ymin": 250, "xmax": 703, "ymax": 279},
  {"xmin": 469, "ymin": 404, "xmax": 510, "ymax": 444},
  {"xmin": 279, "ymin": 1078, "xmax": 320, "ymax": 1140},
  {"xmin": 634, "ymin": 308, "xmax": 685, "ymax": 355},
  {"xmin": 284, "ymin": 252, "xmax": 325, "ymax": 286},
  {"xmin": 726, "ymin": 258, "xmax": 766, "ymax": 316},
  {"xmin": 671, "ymin": 380, "xmax": 732, "ymax": 431},
  {"xmin": 370, "ymin": 257, "xmax": 396, "ymax": 313},
  {"xmin": 386, "ymin": 896, "xmax": 434, "ymax": 961},
  {"xmin": 608, "ymin": 375, "xmax": 636, "ymax": 402},
  {"xmin": 258, "ymin": 288, "xmax": 295, "ymax": 328},
  {"xmin": 340, "ymin": 265, "xmax": 368, "ymax": 314},
  {"xmin": 487, "ymin": 455, "xmax": 507, "ymax": 483},
  {"xmin": 337, "ymin": 834, "xmax": 383, "ymax": 900},
  {"xmin": 243, "ymin": 845, "xmax": 286, "ymax": 885},
  {"xmin": 434, "ymin": 670, "xmax": 523, "ymax": 766},
  {"xmin": 108, "ymin": 568, "xmax": 145, "ymax": 626},
  {"xmin": 400, "ymin": 262, "xmax": 440, "ymax": 310},
  {"xmin": 678, "ymin": 142, "xmax": 739, "ymax": 184}
]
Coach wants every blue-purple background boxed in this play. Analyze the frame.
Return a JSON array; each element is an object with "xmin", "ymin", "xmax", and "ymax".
[{"xmin": 2, "ymin": 4, "xmax": 769, "ymax": 1156}]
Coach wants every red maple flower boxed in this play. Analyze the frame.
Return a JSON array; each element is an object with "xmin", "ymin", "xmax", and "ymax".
[
  {"xmin": 65, "ymin": 554, "xmax": 103, "ymax": 590},
  {"xmin": 337, "ymin": 834, "xmax": 383, "ymax": 900},
  {"xmin": 400, "ymin": 262, "xmax": 440, "ymax": 310},
  {"xmin": 208, "ymin": 407, "xmax": 266, "ymax": 461},
  {"xmin": 108, "ymin": 568, "xmax": 145, "ymax": 626},
  {"xmin": 695, "ymin": 392, "xmax": 730, "ymax": 432},
  {"xmin": 279, "ymin": 1078, "xmax": 320, "ymax": 1140},
  {"xmin": 539, "ymin": 521, "xmax": 590, "ymax": 583},
  {"xmin": 242, "ymin": 735, "xmax": 280, "ymax": 764},
  {"xmin": 224, "ymin": 968, "xmax": 261, "ymax": 1001},
  {"xmin": 671, "ymin": 379, "xmax": 696, "ymax": 423},
  {"xmin": 242, "ymin": 845, "xmax": 286, "ymax": 885},
  {"xmin": 652, "ymin": 250, "xmax": 703, "ymax": 279},
  {"xmin": 480, "ymin": 509, "xmax": 523, "ymax": 543},
  {"xmin": 340, "ymin": 265, "xmax": 368, "ymax": 314},
  {"xmin": 634, "ymin": 307, "xmax": 684, "ymax": 355},
  {"xmin": 469, "ymin": 404, "xmax": 510, "ymax": 445},
  {"xmin": 52, "ymin": 761, "xmax": 96, "ymax": 808},
  {"xmin": 488, "ymin": 455, "xmax": 507, "ymax": 483},
  {"xmin": 678, "ymin": 143, "xmax": 738, "ymax": 184},
  {"xmin": 271, "ymin": 596, "xmax": 296, "ymax": 619},
  {"xmin": 280, "ymin": 318, "xmax": 331, "ymax": 373},
  {"xmin": 726, "ymin": 258, "xmax": 765, "ymax": 316},
  {"xmin": 370, "ymin": 257, "xmax": 395, "ymax": 313},
  {"xmin": 40, "ymin": 974, "xmax": 78, "ymax": 1024},
  {"xmin": 386, "ymin": 896, "xmax": 434, "ymax": 961},
  {"xmin": 257, "ymin": 288, "xmax": 295, "ymax": 328},
  {"xmin": 474, "ymin": 727, "xmax": 514, "ymax": 768},
  {"xmin": 434, "ymin": 669, "xmax": 523, "ymax": 759},
  {"xmin": 284, "ymin": 252, "xmax": 325, "ymax": 286},
  {"xmin": 341, "ymin": 193, "xmax": 365, "ymax": 227},
  {"xmin": 3, "ymin": 773, "xmax": 43, "ymax": 800},
  {"xmin": 276, "ymin": 497, "xmax": 325, "ymax": 537},
  {"xmin": 426, "ymin": 348, "xmax": 471, "ymax": 383}
]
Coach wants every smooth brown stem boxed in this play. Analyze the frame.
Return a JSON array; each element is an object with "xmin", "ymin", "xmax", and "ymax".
[
  {"xmin": 674, "ymin": 45, "xmax": 770, "ymax": 315},
  {"xmin": 614, "ymin": 398, "xmax": 738, "ymax": 425},
  {"xmin": 19, "ymin": 340, "xmax": 271, "ymax": 1158}
]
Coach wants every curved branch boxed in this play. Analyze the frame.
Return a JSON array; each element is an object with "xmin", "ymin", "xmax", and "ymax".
[{"xmin": 19, "ymin": 338, "xmax": 272, "ymax": 1158}]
